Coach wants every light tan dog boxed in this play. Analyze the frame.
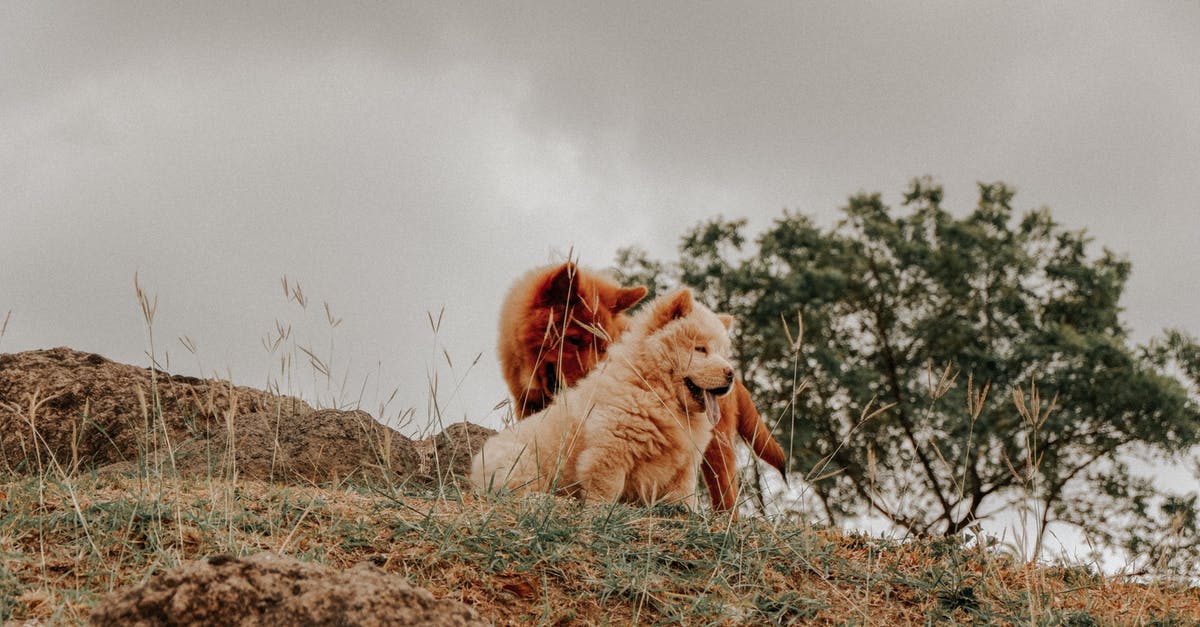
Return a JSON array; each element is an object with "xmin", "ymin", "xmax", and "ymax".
[{"xmin": 472, "ymin": 289, "xmax": 734, "ymax": 508}]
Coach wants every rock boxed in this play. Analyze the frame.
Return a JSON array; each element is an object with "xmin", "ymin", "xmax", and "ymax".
[
  {"xmin": 409, "ymin": 421, "xmax": 496, "ymax": 489},
  {"xmin": 433, "ymin": 422, "xmax": 496, "ymax": 483},
  {"xmin": 89, "ymin": 552, "xmax": 487, "ymax": 626},
  {"xmin": 0, "ymin": 348, "xmax": 312, "ymax": 472}
]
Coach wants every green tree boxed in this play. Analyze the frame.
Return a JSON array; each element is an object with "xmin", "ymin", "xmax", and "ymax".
[{"xmin": 617, "ymin": 178, "xmax": 1200, "ymax": 572}]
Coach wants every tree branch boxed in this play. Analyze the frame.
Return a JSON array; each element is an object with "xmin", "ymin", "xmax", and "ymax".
[{"xmin": 863, "ymin": 255, "xmax": 957, "ymax": 525}]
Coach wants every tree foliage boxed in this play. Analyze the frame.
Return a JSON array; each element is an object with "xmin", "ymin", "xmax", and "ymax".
[{"xmin": 617, "ymin": 178, "xmax": 1200, "ymax": 573}]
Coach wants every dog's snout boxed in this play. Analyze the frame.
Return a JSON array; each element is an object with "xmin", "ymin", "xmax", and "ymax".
[{"xmin": 723, "ymin": 367, "xmax": 734, "ymax": 383}]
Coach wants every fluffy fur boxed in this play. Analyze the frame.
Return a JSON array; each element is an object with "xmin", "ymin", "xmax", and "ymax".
[
  {"xmin": 473, "ymin": 289, "xmax": 734, "ymax": 508},
  {"xmin": 497, "ymin": 262, "xmax": 647, "ymax": 417},
  {"xmin": 497, "ymin": 262, "xmax": 787, "ymax": 511}
]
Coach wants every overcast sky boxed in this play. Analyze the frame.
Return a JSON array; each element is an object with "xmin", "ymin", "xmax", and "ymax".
[{"xmin": 3, "ymin": 2, "xmax": 1199, "ymax": 438}]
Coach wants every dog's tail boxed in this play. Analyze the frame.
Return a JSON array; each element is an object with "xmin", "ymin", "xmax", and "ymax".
[{"xmin": 734, "ymin": 381, "xmax": 788, "ymax": 482}]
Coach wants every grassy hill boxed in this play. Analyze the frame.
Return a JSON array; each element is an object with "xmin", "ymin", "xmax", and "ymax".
[
  {"xmin": 3, "ymin": 471, "xmax": 1198, "ymax": 625},
  {"xmin": 1, "ymin": 347, "xmax": 1197, "ymax": 624}
]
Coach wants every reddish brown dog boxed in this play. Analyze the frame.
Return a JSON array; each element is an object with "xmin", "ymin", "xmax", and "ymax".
[{"xmin": 497, "ymin": 261, "xmax": 787, "ymax": 511}]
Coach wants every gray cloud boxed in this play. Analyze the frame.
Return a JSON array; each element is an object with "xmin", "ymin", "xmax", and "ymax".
[{"xmin": 2, "ymin": 2, "xmax": 1198, "ymax": 433}]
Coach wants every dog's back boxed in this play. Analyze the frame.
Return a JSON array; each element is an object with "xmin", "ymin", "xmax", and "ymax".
[{"xmin": 470, "ymin": 396, "xmax": 582, "ymax": 495}]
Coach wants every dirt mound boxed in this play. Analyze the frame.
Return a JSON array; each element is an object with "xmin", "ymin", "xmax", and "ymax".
[
  {"xmin": 171, "ymin": 409, "xmax": 419, "ymax": 485},
  {"xmin": 89, "ymin": 552, "xmax": 487, "ymax": 626},
  {"xmin": 0, "ymin": 348, "xmax": 495, "ymax": 488},
  {"xmin": 0, "ymin": 348, "xmax": 312, "ymax": 472}
]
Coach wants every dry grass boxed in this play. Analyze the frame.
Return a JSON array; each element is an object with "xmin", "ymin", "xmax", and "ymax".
[
  {"xmin": 1, "ymin": 470, "xmax": 1198, "ymax": 625},
  {"xmin": 2, "ymin": 278, "xmax": 1197, "ymax": 625}
]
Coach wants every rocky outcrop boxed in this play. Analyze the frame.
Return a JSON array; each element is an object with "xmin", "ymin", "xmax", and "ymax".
[
  {"xmin": 0, "ymin": 347, "xmax": 312, "ymax": 473},
  {"xmin": 0, "ymin": 348, "xmax": 494, "ymax": 488}
]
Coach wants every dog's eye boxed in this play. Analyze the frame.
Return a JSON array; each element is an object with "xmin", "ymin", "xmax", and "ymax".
[{"xmin": 694, "ymin": 346, "xmax": 708, "ymax": 355}]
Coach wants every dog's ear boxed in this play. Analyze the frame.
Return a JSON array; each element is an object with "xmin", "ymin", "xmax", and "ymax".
[
  {"xmin": 644, "ymin": 289, "xmax": 693, "ymax": 334},
  {"xmin": 613, "ymin": 285, "xmax": 649, "ymax": 313},
  {"xmin": 537, "ymin": 262, "xmax": 579, "ymax": 306},
  {"xmin": 717, "ymin": 314, "xmax": 734, "ymax": 330}
]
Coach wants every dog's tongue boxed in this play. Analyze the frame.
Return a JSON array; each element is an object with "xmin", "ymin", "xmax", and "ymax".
[{"xmin": 703, "ymin": 391, "xmax": 721, "ymax": 425}]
